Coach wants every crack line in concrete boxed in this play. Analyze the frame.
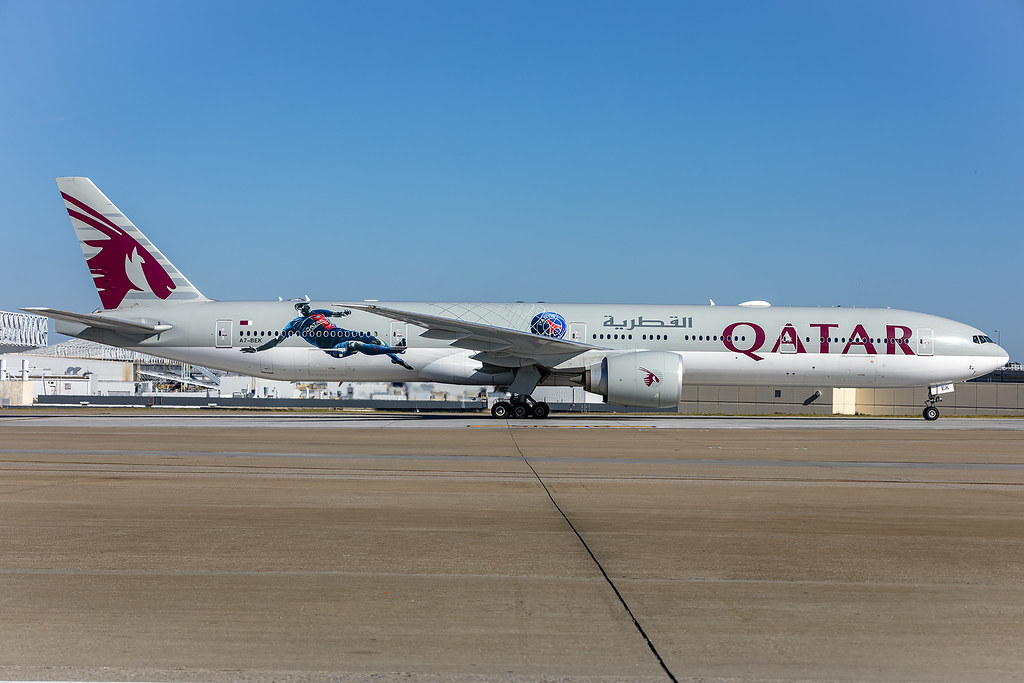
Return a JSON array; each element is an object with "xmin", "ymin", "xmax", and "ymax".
[{"xmin": 504, "ymin": 423, "xmax": 678, "ymax": 683}]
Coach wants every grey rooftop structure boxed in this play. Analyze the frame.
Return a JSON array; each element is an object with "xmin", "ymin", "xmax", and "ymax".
[{"xmin": 0, "ymin": 310, "xmax": 48, "ymax": 354}]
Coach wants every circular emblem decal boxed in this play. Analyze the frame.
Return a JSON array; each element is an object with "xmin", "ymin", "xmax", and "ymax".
[{"xmin": 530, "ymin": 311, "xmax": 567, "ymax": 339}]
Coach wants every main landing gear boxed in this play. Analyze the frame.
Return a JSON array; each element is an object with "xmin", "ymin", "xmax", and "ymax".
[
  {"xmin": 491, "ymin": 393, "xmax": 550, "ymax": 419},
  {"xmin": 923, "ymin": 393, "xmax": 941, "ymax": 421}
]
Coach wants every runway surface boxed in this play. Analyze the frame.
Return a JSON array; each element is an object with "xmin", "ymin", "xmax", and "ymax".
[
  {"xmin": 1, "ymin": 410, "xmax": 1023, "ymax": 682},
  {"xmin": 2, "ymin": 410, "xmax": 1023, "ymax": 430}
]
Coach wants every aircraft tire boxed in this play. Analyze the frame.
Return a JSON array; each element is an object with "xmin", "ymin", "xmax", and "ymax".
[
  {"xmin": 532, "ymin": 402, "xmax": 550, "ymax": 419},
  {"xmin": 511, "ymin": 404, "xmax": 529, "ymax": 419},
  {"xmin": 923, "ymin": 406, "xmax": 940, "ymax": 421},
  {"xmin": 491, "ymin": 402, "xmax": 512, "ymax": 419}
]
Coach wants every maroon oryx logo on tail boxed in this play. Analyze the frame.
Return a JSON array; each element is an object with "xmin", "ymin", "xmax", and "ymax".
[
  {"xmin": 639, "ymin": 367, "xmax": 661, "ymax": 387},
  {"xmin": 62, "ymin": 192, "xmax": 175, "ymax": 309}
]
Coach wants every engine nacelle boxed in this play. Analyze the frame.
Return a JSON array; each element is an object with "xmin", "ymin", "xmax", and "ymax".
[{"xmin": 584, "ymin": 351, "xmax": 684, "ymax": 408}]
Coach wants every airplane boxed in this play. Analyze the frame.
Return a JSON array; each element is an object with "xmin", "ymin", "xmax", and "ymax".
[{"xmin": 25, "ymin": 177, "xmax": 1009, "ymax": 421}]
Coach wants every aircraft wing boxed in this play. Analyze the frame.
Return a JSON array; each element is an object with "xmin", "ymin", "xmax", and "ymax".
[
  {"xmin": 22, "ymin": 307, "xmax": 172, "ymax": 335},
  {"xmin": 346, "ymin": 303, "xmax": 596, "ymax": 364}
]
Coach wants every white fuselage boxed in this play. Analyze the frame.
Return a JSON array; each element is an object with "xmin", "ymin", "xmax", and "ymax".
[{"xmin": 56, "ymin": 300, "xmax": 1009, "ymax": 390}]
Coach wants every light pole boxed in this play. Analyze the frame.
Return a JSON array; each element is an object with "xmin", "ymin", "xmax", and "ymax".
[{"xmin": 995, "ymin": 329, "xmax": 1001, "ymax": 346}]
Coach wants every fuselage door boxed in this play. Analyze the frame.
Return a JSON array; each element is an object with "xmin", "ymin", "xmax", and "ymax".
[
  {"xmin": 778, "ymin": 324, "xmax": 799, "ymax": 354},
  {"xmin": 917, "ymin": 328, "xmax": 934, "ymax": 356},
  {"xmin": 390, "ymin": 322, "xmax": 408, "ymax": 347},
  {"xmin": 569, "ymin": 322, "xmax": 587, "ymax": 343},
  {"xmin": 215, "ymin": 320, "xmax": 232, "ymax": 348}
]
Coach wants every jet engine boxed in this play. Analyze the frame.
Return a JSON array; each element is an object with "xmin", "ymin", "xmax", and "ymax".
[{"xmin": 584, "ymin": 351, "xmax": 683, "ymax": 408}]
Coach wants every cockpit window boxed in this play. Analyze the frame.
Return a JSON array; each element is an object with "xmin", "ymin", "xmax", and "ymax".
[{"xmin": 973, "ymin": 335, "xmax": 995, "ymax": 344}]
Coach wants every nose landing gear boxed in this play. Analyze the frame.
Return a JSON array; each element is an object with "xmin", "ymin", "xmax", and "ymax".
[
  {"xmin": 491, "ymin": 393, "xmax": 551, "ymax": 419},
  {"xmin": 921, "ymin": 383, "xmax": 957, "ymax": 421}
]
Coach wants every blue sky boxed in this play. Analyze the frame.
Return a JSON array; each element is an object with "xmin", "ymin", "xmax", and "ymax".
[{"xmin": 2, "ymin": 1, "xmax": 1022, "ymax": 359}]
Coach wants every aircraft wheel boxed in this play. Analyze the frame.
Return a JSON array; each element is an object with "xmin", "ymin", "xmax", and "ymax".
[
  {"xmin": 511, "ymin": 404, "xmax": 529, "ymax": 419},
  {"xmin": 923, "ymin": 406, "xmax": 940, "ymax": 421},
  {"xmin": 532, "ymin": 402, "xmax": 550, "ymax": 419},
  {"xmin": 491, "ymin": 402, "xmax": 512, "ymax": 419}
]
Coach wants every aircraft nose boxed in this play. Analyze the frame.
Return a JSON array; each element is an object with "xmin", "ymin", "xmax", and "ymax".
[{"xmin": 981, "ymin": 343, "xmax": 1011, "ymax": 376}]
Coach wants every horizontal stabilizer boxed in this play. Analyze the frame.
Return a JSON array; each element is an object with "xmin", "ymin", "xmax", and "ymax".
[{"xmin": 22, "ymin": 307, "xmax": 172, "ymax": 335}]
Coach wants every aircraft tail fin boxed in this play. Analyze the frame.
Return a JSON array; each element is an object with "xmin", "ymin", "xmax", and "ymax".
[{"xmin": 56, "ymin": 177, "xmax": 209, "ymax": 310}]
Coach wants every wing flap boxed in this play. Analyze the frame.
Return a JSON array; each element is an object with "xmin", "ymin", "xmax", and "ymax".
[
  {"xmin": 450, "ymin": 337, "xmax": 511, "ymax": 352},
  {"xmin": 419, "ymin": 328, "xmax": 468, "ymax": 341}
]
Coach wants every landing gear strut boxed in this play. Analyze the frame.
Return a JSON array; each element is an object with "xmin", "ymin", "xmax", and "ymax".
[
  {"xmin": 923, "ymin": 394, "xmax": 941, "ymax": 421},
  {"xmin": 491, "ymin": 393, "xmax": 550, "ymax": 419}
]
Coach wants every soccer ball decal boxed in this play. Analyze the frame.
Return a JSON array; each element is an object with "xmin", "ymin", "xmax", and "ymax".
[{"xmin": 531, "ymin": 311, "xmax": 567, "ymax": 339}]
